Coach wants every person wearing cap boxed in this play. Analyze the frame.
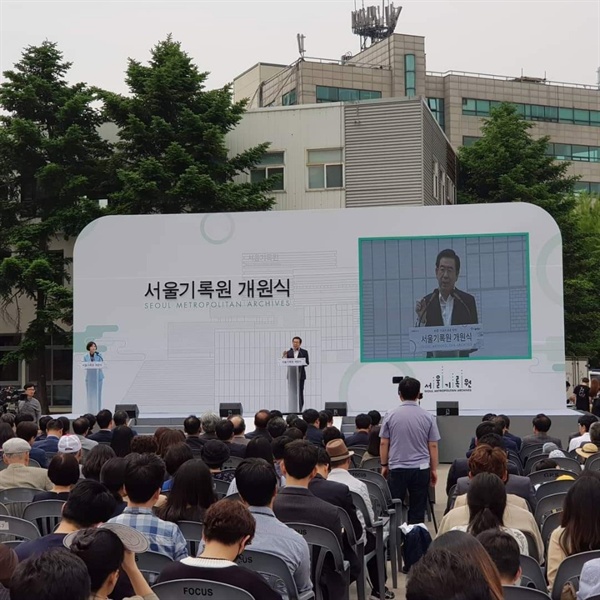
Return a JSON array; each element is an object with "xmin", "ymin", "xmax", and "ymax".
[
  {"xmin": 326, "ymin": 439, "xmax": 393, "ymax": 600},
  {"xmin": 202, "ymin": 440, "xmax": 234, "ymax": 482},
  {"xmin": 32, "ymin": 418, "xmax": 63, "ymax": 454},
  {"xmin": 67, "ymin": 526, "xmax": 158, "ymax": 600},
  {"xmin": 59, "ymin": 434, "xmax": 84, "ymax": 462},
  {"xmin": 577, "ymin": 443, "xmax": 600, "ymax": 463},
  {"xmin": 15, "ymin": 479, "xmax": 117, "ymax": 562},
  {"xmin": 575, "ymin": 558, "xmax": 600, "ymax": 599},
  {"xmin": 0, "ymin": 438, "xmax": 53, "ymax": 491}
]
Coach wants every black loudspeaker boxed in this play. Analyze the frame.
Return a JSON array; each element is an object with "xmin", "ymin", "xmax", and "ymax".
[
  {"xmin": 219, "ymin": 403, "xmax": 243, "ymax": 418},
  {"xmin": 114, "ymin": 404, "xmax": 139, "ymax": 421},
  {"xmin": 436, "ymin": 401, "xmax": 459, "ymax": 417},
  {"xmin": 325, "ymin": 402, "xmax": 348, "ymax": 417}
]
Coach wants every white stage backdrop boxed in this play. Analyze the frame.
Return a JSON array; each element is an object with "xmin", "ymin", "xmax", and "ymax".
[{"xmin": 72, "ymin": 203, "xmax": 565, "ymax": 416}]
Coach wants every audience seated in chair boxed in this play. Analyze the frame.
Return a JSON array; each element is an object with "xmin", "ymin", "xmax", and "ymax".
[
  {"xmin": 521, "ymin": 414, "xmax": 563, "ymax": 449},
  {"xmin": 267, "ymin": 416, "xmax": 288, "ymax": 441},
  {"xmin": 229, "ymin": 415, "xmax": 250, "ymax": 446},
  {"xmin": 15, "ymin": 479, "xmax": 116, "ymax": 561},
  {"xmin": 81, "ymin": 444, "xmax": 116, "ymax": 481},
  {"xmin": 110, "ymin": 426, "xmax": 135, "ymax": 458},
  {"xmin": 0, "ymin": 438, "xmax": 52, "ymax": 492},
  {"xmin": 547, "ymin": 471, "xmax": 600, "ymax": 591},
  {"xmin": 360, "ymin": 425, "xmax": 382, "ymax": 467},
  {"xmin": 245, "ymin": 410, "xmax": 272, "ymax": 441},
  {"xmin": 67, "ymin": 526, "xmax": 157, "ymax": 600},
  {"xmin": 216, "ymin": 419, "xmax": 247, "ymax": 458},
  {"xmin": 100, "ymin": 457, "xmax": 128, "ymax": 518},
  {"xmin": 73, "ymin": 417, "xmax": 98, "ymax": 453},
  {"xmin": 32, "ymin": 419, "xmax": 63, "ymax": 454},
  {"xmin": 575, "ymin": 558, "xmax": 600, "ymax": 600},
  {"xmin": 203, "ymin": 440, "xmax": 234, "ymax": 483},
  {"xmin": 107, "ymin": 453, "xmax": 188, "ymax": 561},
  {"xmin": 183, "ymin": 415, "xmax": 204, "ymax": 451},
  {"xmin": 568, "ymin": 414, "xmax": 598, "ymax": 452},
  {"xmin": 33, "ymin": 453, "xmax": 80, "ymax": 501},
  {"xmin": 160, "ymin": 442, "xmax": 193, "ymax": 492},
  {"xmin": 199, "ymin": 412, "xmax": 220, "ymax": 442},
  {"xmin": 235, "ymin": 457, "xmax": 313, "ymax": 599},
  {"xmin": 345, "ymin": 414, "xmax": 372, "ymax": 448},
  {"xmin": 302, "ymin": 409, "xmax": 323, "ymax": 446},
  {"xmin": 88, "ymin": 410, "xmax": 114, "ymax": 444},
  {"xmin": 155, "ymin": 499, "xmax": 282, "ymax": 599},
  {"xmin": 476, "ymin": 529, "xmax": 523, "ymax": 586},
  {"xmin": 16, "ymin": 421, "xmax": 47, "ymax": 468}
]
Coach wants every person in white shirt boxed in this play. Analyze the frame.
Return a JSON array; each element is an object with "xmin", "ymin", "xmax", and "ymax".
[
  {"xmin": 325, "ymin": 439, "xmax": 394, "ymax": 600},
  {"xmin": 568, "ymin": 414, "xmax": 598, "ymax": 452}
]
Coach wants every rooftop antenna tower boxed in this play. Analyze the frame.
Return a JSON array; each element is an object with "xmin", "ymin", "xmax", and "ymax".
[
  {"xmin": 297, "ymin": 33, "xmax": 306, "ymax": 59},
  {"xmin": 352, "ymin": 0, "xmax": 402, "ymax": 51}
]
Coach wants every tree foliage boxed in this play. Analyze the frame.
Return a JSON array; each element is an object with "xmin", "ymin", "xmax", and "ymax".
[
  {"xmin": 103, "ymin": 35, "xmax": 275, "ymax": 214},
  {"xmin": 0, "ymin": 41, "xmax": 110, "ymax": 411},
  {"xmin": 458, "ymin": 103, "xmax": 600, "ymax": 360}
]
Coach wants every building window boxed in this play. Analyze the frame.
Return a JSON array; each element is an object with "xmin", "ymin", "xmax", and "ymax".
[
  {"xmin": 462, "ymin": 136, "xmax": 481, "ymax": 147},
  {"xmin": 546, "ymin": 143, "xmax": 600, "ymax": 163},
  {"xmin": 427, "ymin": 98, "xmax": 445, "ymax": 130},
  {"xmin": 307, "ymin": 149, "xmax": 343, "ymax": 189},
  {"xmin": 440, "ymin": 167, "xmax": 447, "ymax": 203},
  {"xmin": 463, "ymin": 97, "xmax": 600, "ymax": 127},
  {"xmin": 432, "ymin": 160, "xmax": 439, "ymax": 200},
  {"xmin": 282, "ymin": 89, "xmax": 297, "ymax": 106},
  {"xmin": 574, "ymin": 181, "xmax": 600, "ymax": 195},
  {"xmin": 315, "ymin": 85, "xmax": 381, "ymax": 103},
  {"xmin": 447, "ymin": 176, "xmax": 456, "ymax": 204},
  {"xmin": 0, "ymin": 335, "xmax": 20, "ymax": 384},
  {"xmin": 250, "ymin": 152, "xmax": 285, "ymax": 191},
  {"xmin": 404, "ymin": 54, "xmax": 416, "ymax": 98}
]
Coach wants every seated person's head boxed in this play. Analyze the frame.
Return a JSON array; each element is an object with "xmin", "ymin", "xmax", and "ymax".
[
  {"xmin": 406, "ymin": 546, "xmax": 500, "ymax": 600},
  {"xmin": 590, "ymin": 422, "xmax": 600, "ymax": 445},
  {"xmin": 129, "ymin": 435, "xmax": 158, "ymax": 455},
  {"xmin": 16, "ymin": 421, "xmax": 38, "ymax": 446},
  {"xmin": 579, "ymin": 414, "xmax": 598, "ymax": 435},
  {"xmin": 10, "ymin": 550, "xmax": 90, "ymax": 600},
  {"xmin": 216, "ymin": 419, "xmax": 235, "ymax": 442},
  {"xmin": 81, "ymin": 444, "xmax": 116, "ymax": 481},
  {"xmin": 468, "ymin": 444, "xmax": 507, "ymax": 481},
  {"xmin": 2, "ymin": 438, "xmax": 31, "ymax": 466},
  {"xmin": 475, "ymin": 421, "xmax": 503, "ymax": 443},
  {"xmin": 532, "ymin": 413, "xmax": 551, "ymax": 433},
  {"xmin": 476, "ymin": 529, "xmax": 522, "ymax": 585},
  {"xmin": 14, "ymin": 414, "xmax": 33, "ymax": 427},
  {"xmin": 368, "ymin": 410, "xmax": 381, "ymax": 427},
  {"xmin": 164, "ymin": 442, "xmax": 193, "ymax": 477},
  {"xmin": 532, "ymin": 458, "xmax": 559, "ymax": 472},
  {"xmin": 95, "ymin": 410, "xmax": 113, "ymax": 430},
  {"xmin": 291, "ymin": 418, "xmax": 308, "ymax": 437},
  {"xmin": 354, "ymin": 413, "xmax": 372, "ymax": 433},
  {"xmin": 183, "ymin": 415, "xmax": 201, "ymax": 436},
  {"xmin": 100, "ymin": 457, "xmax": 127, "ymax": 503},
  {"xmin": 476, "ymin": 433, "xmax": 504, "ymax": 450},
  {"xmin": 113, "ymin": 411, "xmax": 128, "ymax": 427},
  {"xmin": 322, "ymin": 426, "xmax": 343, "ymax": 447},
  {"xmin": 267, "ymin": 417, "xmax": 287, "ymax": 439},
  {"xmin": 491, "ymin": 415, "xmax": 508, "ymax": 433},
  {"xmin": 82, "ymin": 414, "xmax": 96, "ymax": 432},
  {"xmin": 283, "ymin": 427, "xmax": 303, "ymax": 441},
  {"xmin": 318, "ymin": 411, "xmax": 329, "ymax": 430},
  {"xmin": 123, "ymin": 452, "xmax": 165, "ymax": 505},
  {"xmin": 281, "ymin": 440, "xmax": 318, "ymax": 481},
  {"xmin": 62, "ymin": 480, "xmax": 117, "ymax": 528},
  {"xmin": 68, "ymin": 528, "xmax": 125, "ymax": 596},
  {"xmin": 254, "ymin": 410, "xmax": 270, "ymax": 430},
  {"xmin": 38, "ymin": 415, "xmax": 53, "ymax": 434},
  {"xmin": 302, "ymin": 409, "xmax": 320, "ymax": 427},
  {"xmin": 245, "ymin": 437, "xmax": 274, "ymax": 463},
  {"xmin": 315, "ymin": 447, "xmax": 331, "ymax": 478},
  {"xmin": 46, "ymin": 419, "xmax": 63, "ymax": 437},
  {"xmin": 200, "ymin": 412, "xmax": 220, "ymax": 435},
  {"xmin": 272, "ymin": 436, "xmax": 292, "ymax": 463},
  {"xmin": 201, "ymin": 440, "xmax": 230, "ymax": 470},
  {"xmin": 367, "ymin": 425, "xmax": 382, "ymax": 456},
  {"xmin": 236, "ymin": 458, "xmax": 278, "ymax": 507},
  {"xmin": 48, "ymin": 453, "xmax": 81, "ymax": 489},
  {"xmin": 202, "ymin": 499, "xmax": 256, "ymax": 558},
  {"xmin": 72, "ymin": 418, "xmax": 90, "ymax": 437},
  {"xmin": 229, "ymin": 415, "xmax": 245, "ymax": 436}
]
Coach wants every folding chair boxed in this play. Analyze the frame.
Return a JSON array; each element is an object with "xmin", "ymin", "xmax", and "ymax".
[
  {"xmin": 22, "ymin": 500, "xmax": 66, "ymax": 536},
  {"xmin": 535, "ymin": 478, "xmax": 575, "ymax": 501},
  {"xmin": 553, "ymin": 457, "xmax": 582, "ymax": 473},
  {"xmin": 541, "ymin": 511, "xmax": 563, "ymax": 553},
  {"xmin": 338, "ymin": 508, "xmax": 367, "ymax": 600},
  {"xmin": 520, "ymin": 444, "xmax": 545, "ymax": 464},
  {"xmin": 521, "ymin": 531, "xmax": 542, "ymax": 564},
  {"xmin": 360, "ymin": 458, "xmax": 381, "ymax": 472},
  {"xmin": 525, "ymin": 454, "xmax": 550, "ymax": 475},
  {"xmin": 350, "ymin": 491, "xmax": 386, "ymax": 600},
  {"xmin": 551, "ymin": 550, "xmax": 600, "ymax": 600},
  {"xmin": 28, "ymin": 459, "xmax": 41, "ymax": 468},
  {"xmin": 0, "ymin": 503, "xmax": 8, "ymax": 517},
  {"xmin": 0, "ymin": 515, "xmax": 40, "ymax": 545},
  {"xmin": 509, "ymin": 460, "xmax": 524, "ymax": 476},
  {"xmin": 135, "ymin": 551, "xmax": 173, "ymax": 585},
  {"xmin": 223, "ymin": 456, "xmax": 243, "ymax": 470},
  {"xmin": 225, "ymin": 493, "xmax": 241, "ymax": 501},
  {"xmin": 237, "ymin": 549, "xmax": 315, "ymax": 600},
  {"xmin": 519, "ymin": 554, "xmax": 547, "ymax": 591},
  {"xmin": 0, "ymin": 488, "xmax": 44, "ymax": 518},
  {"xmin": 286, "ymin": 522, "xmax": 351, "ymax": 600},
  {"xmin": 529, "ymin": 469, "xmax": 578, "ymax": 487},
  {"xmin": 44, "ymin": 452, "xmax": 57, "ymax": 463},
  {"xmin": 348, "ymin": 446, "xmax": 368, "ymax": 459},
  {"xmin": 503, "ymin": 586, "xmax": 550, "ymax": 599},
  {"xmin": 152, "ymin": 579, "xmax": 254, "ymax": 599},
  {"xmin": 534, "ymin": 493, "xmax": 566, "ymax": 528},
  {"xmin": 213, "ymin": 478, "xmax": 231, "ymax": 499},
  {"xmin": 585, "ymin": 454, "xmax": 600, "ymax": 472},
  {"xmin": 177, "ymin": 520, "xmax": 204, "ymax": 557}
]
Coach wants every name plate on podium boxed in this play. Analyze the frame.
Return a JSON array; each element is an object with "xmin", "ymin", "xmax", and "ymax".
[
  {"xmin": 278, "ymin": 358, "xmax": 307, "ymax": 367},
  {"xmin": 409, "ymin": 324, "xmax": 483, "ymax": 353},
  {"xmin": 81, "ymin": 362, "xmax": 104, "ymax": 370}
]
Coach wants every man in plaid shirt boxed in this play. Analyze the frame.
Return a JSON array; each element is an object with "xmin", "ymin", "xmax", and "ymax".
[{"xmin": 108, "ymin": 453, "xmax": 187, "ymax": 561}]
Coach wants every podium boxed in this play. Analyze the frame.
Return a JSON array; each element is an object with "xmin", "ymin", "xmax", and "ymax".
[
  {"xmin": 279, "ymin": 358, "xmax": 307, "ymax": 413},
  {"xmin": 81, "ymin": 361, "xmax": 104, "ymax": 412}
]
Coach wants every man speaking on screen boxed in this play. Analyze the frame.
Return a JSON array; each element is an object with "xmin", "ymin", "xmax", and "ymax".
[{"xmin": 415, "ymin": 248, "xmax": 478, "ymax": 357}]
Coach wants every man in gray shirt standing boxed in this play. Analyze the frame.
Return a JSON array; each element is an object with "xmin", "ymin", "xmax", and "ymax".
[
  {"xmin": 17, "ymin": 384, "xmax": 41, "ymax": 425},
  {"xmin": 380, "ymin": 377, "xmax": 440, "ymax": 524}
]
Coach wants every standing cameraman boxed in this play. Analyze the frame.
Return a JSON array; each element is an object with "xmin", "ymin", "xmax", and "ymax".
[{"xmin": 18, "ymin": 384, "xmax": 41, "ymax": 425}]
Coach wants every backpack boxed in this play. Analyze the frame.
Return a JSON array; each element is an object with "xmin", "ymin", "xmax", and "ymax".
[{"xmin": 401, "ymin": 524, "xmax": 432, "ymax": 572}]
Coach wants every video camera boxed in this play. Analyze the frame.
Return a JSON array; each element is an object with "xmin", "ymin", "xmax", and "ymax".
[{"xmin": 0, "ymin": 387, "xmax": 24, "ymax": 414}]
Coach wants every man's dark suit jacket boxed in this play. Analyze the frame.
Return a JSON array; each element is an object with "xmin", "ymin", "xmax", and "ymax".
[
  {"xmin": 306, "ymin": 425, "xmax": 323, "ymax": 446},
  {"xmin": 446, "ymin": 458, "xmax": 520, "ymax": 494},
  {"xmin": 227, "ymin": 441, "xmax": 247, "ymax": 458},
  {"xmin": 455, "ymin": 474, "xmax": 537, "ymax": 509},
  {"xmin": 308, "ymin": 474, "xmax": 362, "ymax": 541},
  {"xmin": 245, "ymin": 428, "xmax": 272, "ymax": 441},
  {"xmin": 521, "ymin": 433, "xmax": 563, "ymax": 449},
  {"xmin": 345, "ymin": 431, "xmax": 370, "ymax": 448},
  {"xmin": 87, "ymin": 429, "xmax": 113, "ymax": 443},
  {"xmin": 286, "ymin": 348, "xmax": 309, "ymax": 380},
  {"xmin": 467, "ymin": 435, "xmax": 519, "ymax": 456},
  {"xmin": 422, "ymin": 288, "xmax": 478, "ymax": 327},
  {"xmin": 504, "ymin": 431, "xmax": 522, "ymax": 451},
  {"xmin": 274, "ymin": 485, "xmax": 355, "ymax": 593},
  {"xmin": 185, "ymin": 436, "xmax": 204, "ymax": 452}
]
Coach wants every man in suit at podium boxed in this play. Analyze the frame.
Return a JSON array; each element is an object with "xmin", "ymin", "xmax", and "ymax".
[
  {"xmin": 283, "ymin": 336, "xmax": 309, "ymax": 411},
  {"xmin": 415, "ymin": 248, "xmax": 478, "ymax": 358}
]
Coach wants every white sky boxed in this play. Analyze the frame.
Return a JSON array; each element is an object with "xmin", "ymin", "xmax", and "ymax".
[{"xmin": 1, "ymin": 0, "xmax": 599, "ymax": 93}]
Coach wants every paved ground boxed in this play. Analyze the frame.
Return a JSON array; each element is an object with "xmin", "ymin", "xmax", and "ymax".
[{"xmin": 349, "ymin": 464, "xmax": 450, "ymax": 599}]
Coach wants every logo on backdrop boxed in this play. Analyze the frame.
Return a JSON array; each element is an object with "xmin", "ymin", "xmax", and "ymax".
[
  {"xmin": 143, "ymin": 278, "xmax": 291, "ymax": 310},
  {"xmin": 423, "ymin": 367, "xmax": 473, "ymax": 393}
]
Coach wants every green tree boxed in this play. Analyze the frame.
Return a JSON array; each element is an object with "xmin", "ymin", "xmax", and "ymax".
[
  {"xmin": 0, "ymin": 41, "xmax": 111, "ymax": 412},
  {"xmin": 103, "ymin": 36, "xmax": 275, "ymax": 214},
  {"xmin": 458, "ymin": 103, "xmax": 600, "ymax": 359}
]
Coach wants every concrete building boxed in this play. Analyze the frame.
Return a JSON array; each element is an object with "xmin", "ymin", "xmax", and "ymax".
[
  {"xmin": 227, "ymin": 96, "xmax": 457, "ymax": 210},
  {"xmin": 234, "ymin": 33, "xmax": 600, "ymax": 194}
]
